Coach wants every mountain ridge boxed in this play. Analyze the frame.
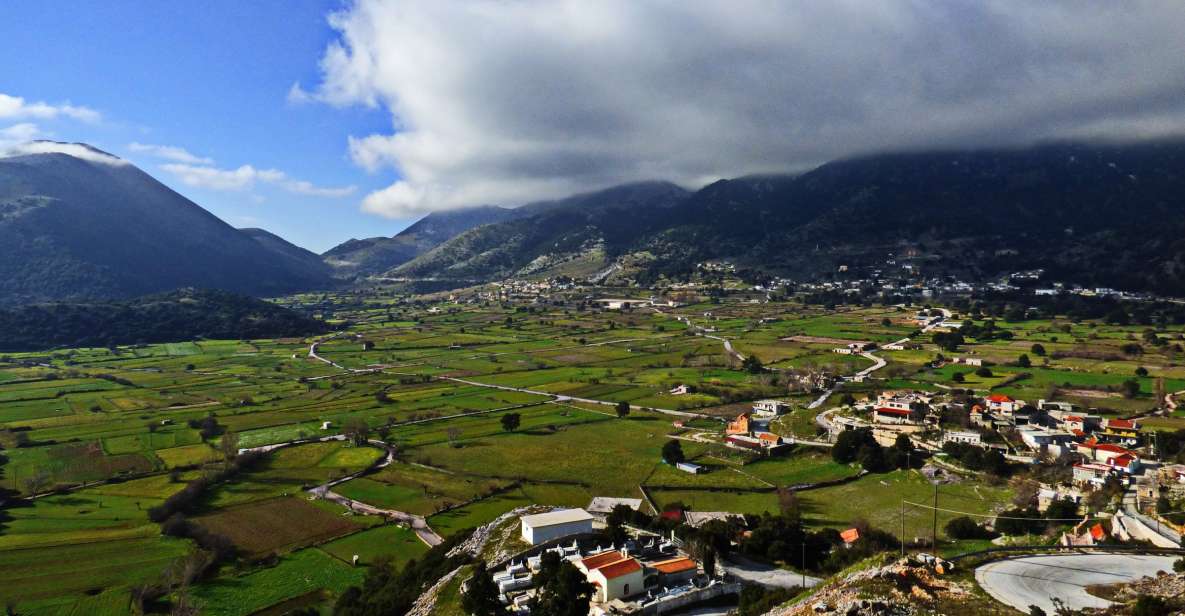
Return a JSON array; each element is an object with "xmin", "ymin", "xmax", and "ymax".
[{"xmin": 0, "ymin": 144, "xmax": 332, "ymax": 306}]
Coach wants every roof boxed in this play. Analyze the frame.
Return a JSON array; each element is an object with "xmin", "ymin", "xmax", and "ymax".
[
  {"xmin": 1073, "ymin": 463, "xmax": 1113, "ymax": 473},
  {"xmin": 1110, "ymin": 454, "xmax": 1138, "ymax": 466},
  {"xmin": 1090, "ymin": 523, "xmax": 1106, "ymax": 541},
  {"xmin": 683, "ymin": 511, "xmax": 741, "ymax": 528},
  {"xmin": 1065, "ymin": 415, "xmax": 1084, "ymax": 421},
  {"xmin": 840, "ymin": 528, "xmax": 860, "ymax": 543},
  {"xmin": 1090, "ymin": 443, "xmax": 1134, "ymax": 455},
  {"xmin": 596, "ymin": 558, "xmax": 642, "ymax": 580},
  {"xmin": 521, "ymin": 508, "xmax": 593, "ymax": 528},
  {"xmin": 581, "ymin": 551, "xmax": 627, "ymax": 570},
  {"xmin": 987, "ymin": 394, "xmax": 1014, "ymax": 403},
  {"xmin": 651, "ymin": 557, "xmax": 698, "ymax": 574},
  {"xmin": 1106, "ymin": 418, "xmax": 1137, "ymax": 429},
  {"xmin": 757, "ymin": 432, "xmax": 782, "ymax": 442},
  {"xmin": 970, "ymin": 405, "xmax": 984, "ymax": 413},
  {"xmin": 875, "ymin": 407, "xmax": 913, "ymax": 416},
  {"xmin": 587, "ymin": 497, "xmax": 642, "ymax": 515}
]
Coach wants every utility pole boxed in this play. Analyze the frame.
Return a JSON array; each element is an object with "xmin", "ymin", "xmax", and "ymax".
[
  {"xmin": 801, "ymin": 543, "xmax": 806, "ymax": 588},
  {"xmin": 900, "ymin": 500, "xmax": 906, "ymax": 558},
  {"xmin": 932, "ymin": 484, "xmax": 939, "ymax": 551}
]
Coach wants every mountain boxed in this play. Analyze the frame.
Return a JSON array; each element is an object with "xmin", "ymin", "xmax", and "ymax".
[
  {"xmin": 0, "ymin": 142, "xmax": 331, "ymax": 306},
  {"xmin": 240, "ymin": 227, "xmax": 331, "ymax": 279},
  {"xmin": 392, "ymin": 181, "xmax": 690, "ymax": 281},
  {"xmin": 322, "ymin": 204, "xmax": 515, "ymax": 277},
  {"xmin": 392, "ymin": 142, "xmax": 1185, "ymax": 293},
  {"xmin": 0, "ymin": 288, "xmax": 328, "ymax": 352}
]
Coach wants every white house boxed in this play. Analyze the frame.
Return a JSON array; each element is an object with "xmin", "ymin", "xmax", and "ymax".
[
  {"xmin": 577, "ymin": 551, "xmax": 645, "ymax": 602},
  {"xmin": 942, "ymin": 431, "xmax": 982, "ymax": 446},
  {"xmin": 520, "ymin": 509, "xmax": 594, "ymax": 545},
  {"xmin": 752, "ymin": 399, "xmax": 790, "ymax": 417}
]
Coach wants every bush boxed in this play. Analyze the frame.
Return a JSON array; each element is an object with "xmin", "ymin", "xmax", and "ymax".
[{"xmin": 944, "ymin": 516, "xmax": 995, "ymax": 540}]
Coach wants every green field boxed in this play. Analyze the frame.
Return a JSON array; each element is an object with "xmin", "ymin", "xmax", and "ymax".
[{"xmin": 7, "ymin": 291, "xmax": 1178, "ymax": 613}]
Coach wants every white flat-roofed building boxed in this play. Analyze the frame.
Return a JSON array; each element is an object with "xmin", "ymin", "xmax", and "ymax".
[
  {"xmin": 586, "ymin": 497, "xmax": 642, "ymax": 520},
  {"xmin": 520, "ymin": 508, "xmax": 594, "ymax": 545}
]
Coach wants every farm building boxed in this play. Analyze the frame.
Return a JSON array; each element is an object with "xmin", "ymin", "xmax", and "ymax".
[
  {"xmin": 676, "ymin": 462, "xmax": 704, "ymax": 474},
  {"xmin": 587, "ymin": 497, "xmax": 643, "ymax": 520},
  {"xmin": 520, "ymin": 508, "xmax": 594, "ymax": 545}
]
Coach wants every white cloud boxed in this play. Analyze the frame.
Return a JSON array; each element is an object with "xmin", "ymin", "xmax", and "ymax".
[
  {"xmin": 301, "ymin": 1, "xmax": 1185, "ymax": 218},
  {"xmin": 0, "ymin": 93, "xmax": 100, "ymax": 123},
  {"xmin": 161, "ymin": 162, "xmax": 355, "ymax": 198},
  {"xmin": 0, "ymin": 123, "xmax": 41, "ymax": 149},
  {"xmin": 128, "ymin": 142, "xmax": 214, "ymax": 165},
  {"xmin": 1, "ymin": 140, "xmax": 128, "ymax": 166}
]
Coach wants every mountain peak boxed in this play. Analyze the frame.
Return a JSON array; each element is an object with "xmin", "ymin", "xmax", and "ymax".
[{"xmin": 2, "ymin": 140, "xmax": 127, "ymax": 166}]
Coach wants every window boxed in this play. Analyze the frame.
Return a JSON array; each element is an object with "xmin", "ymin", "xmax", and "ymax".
[{"xmin": 623, "ymin": 583, "xmax": 630, "ymax": 595}]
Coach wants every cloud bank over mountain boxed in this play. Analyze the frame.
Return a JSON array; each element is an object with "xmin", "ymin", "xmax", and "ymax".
[{"xmin": 297, "ymin": 1, "xmax": 1185, "ymax": 218}]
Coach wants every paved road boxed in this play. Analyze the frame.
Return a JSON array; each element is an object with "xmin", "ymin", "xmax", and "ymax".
[
  {"xmin": 975, "ymin": 553, "xmax": 1176, "ymax": 614},
  {"xmin": 724, "ymin": 555, "xmax": 822, "ymax": 589},
  {"xmin": 1123, "ymin": 490, "xmax": 1182, "ymax": 546}
]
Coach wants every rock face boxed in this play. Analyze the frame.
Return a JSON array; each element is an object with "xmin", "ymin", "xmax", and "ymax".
[
  {"xmin": 0, "ymin": 142, "xmax": 331, "ymax": 306},
  {"xmin": 766, "ymin": 558, "xmax": 982, "ymax": 616}
]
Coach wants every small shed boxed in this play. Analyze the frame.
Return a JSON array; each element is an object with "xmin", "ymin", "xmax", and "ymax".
[{"xmin": 676, "ymin": 462, "xmax": 704, "ymax": 474}]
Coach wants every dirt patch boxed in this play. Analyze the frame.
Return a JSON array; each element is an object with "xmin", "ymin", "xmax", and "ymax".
[
  {"xmin": 195, "ymin": 496, "xmax": 361, "ymax": 556},
  {"xmin": 1059, "ymin": 388, "xmax": 1116, "ymax": 399},
  {"xmin": 783, "ymin": 335, "xmax": 871, "ymax": 346}
]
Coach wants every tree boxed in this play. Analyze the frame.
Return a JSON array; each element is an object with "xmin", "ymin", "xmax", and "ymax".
[
  {"xmin": 1030, "ymin": 343, "xmax": 1046, "ymax": 356},
  {"xmin": 500, "ymin": 413, "xmax": 521, "ymax": 432},
  {"xmin": 446, "ymin": 427, "xmax": 462, "ymax": 447},
  {"xmin": 1135, "ymin": 366, "xmax": 1149, "ymax": 377},
  {"xmin": 945, "ymin": 516, "xmax": 993, "ymax": 540},
  {"xmin": 742, "ymin": 355, "xmax": 766, "ymax": 374},
  {"xmin": 1121, "ymin": 378, "xmax": 1141, "ymax": 399},
  {"xmin": 343, "ymin": 418, "xmax": 371, "ymax": 446},
  {"xmin": 856, "ymin": 443, "xmax": 888, "ymax": 473},
  {"xmin": 219, "ymin": 431, "xmax": 239, "ymax": 464},
  {"xmin": 461, "ymin": 561, "xmax": 505, "ymax": 616},
  {"xmin": 832, "ymin": 428, "xmax": 876, "ymax": 465},
  {"xmin": 975, "ymin": 366, "xmax": 993, "ymax": 378},
  {"xmin": 662, "ymin": 439, "xmax": 685, "ymax": 464},
  {"xmin": 615, "ymin": 401, "xmax": 631, "ymax": 418},
  {"xmin": 952, "ymin": 372, "xmax": 965, "ymax": 383},
  {"xmin": 777, "ymin": 487, "xmax": 800, "ymax": 523},
  {"xmin": 534, "ymin": 552, "xmax": 594, "ymax": 616},
  {"xmin": 1016, "ymin": 354, "xmax": 1031, "ymax": 368}
]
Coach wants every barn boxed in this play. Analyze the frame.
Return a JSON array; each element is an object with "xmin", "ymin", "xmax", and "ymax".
[{"xmin": 520, "ymin": 508, "xmax": 594, "ymax": 545}]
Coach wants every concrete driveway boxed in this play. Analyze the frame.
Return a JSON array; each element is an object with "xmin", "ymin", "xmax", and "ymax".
[{"xmin": 975, "ymin": 553, "xmax": 1176, "ymax": 614}]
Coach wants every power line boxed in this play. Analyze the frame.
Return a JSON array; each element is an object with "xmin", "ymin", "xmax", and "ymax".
[{"xmin": 902, "ymin": 500, "xmax": 1185, "ymax": 522}]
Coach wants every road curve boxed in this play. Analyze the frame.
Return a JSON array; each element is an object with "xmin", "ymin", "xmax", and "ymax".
[{"xmin": 975, "ymin": 553, "xmax": 1176, "ymax": 614}]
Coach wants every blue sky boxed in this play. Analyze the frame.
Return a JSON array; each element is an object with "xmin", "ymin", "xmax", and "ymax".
[{"xmin": 0, "ymin": 1, "xmax": 401, "ymax": 252}]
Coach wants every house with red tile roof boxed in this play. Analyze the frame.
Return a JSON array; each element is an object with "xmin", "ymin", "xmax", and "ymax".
[
  {"xmin": 873, "ymin": 407, "xmax": 920, "ymax": 425},
  {"xmin": 582, "ymin": 553, "xmax": 644, "ymax": 602}
]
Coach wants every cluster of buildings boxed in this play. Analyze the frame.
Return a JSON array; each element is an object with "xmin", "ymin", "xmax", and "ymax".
[
  {"xmin": 507, "ymin": 508, "xmax": 728, "ymax": 614},
  {"xmin": 723, "ymin": 400, "xmax": 791, "ymax": 455}
]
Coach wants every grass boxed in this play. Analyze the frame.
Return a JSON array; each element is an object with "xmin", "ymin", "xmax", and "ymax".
[
  {"xmin": 190, "ymin": 548, "xmax": 365, "ymax": 616},
  {"xmin": 318, "ymin": 524, "xmax": 429, "ymax": 569}
]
